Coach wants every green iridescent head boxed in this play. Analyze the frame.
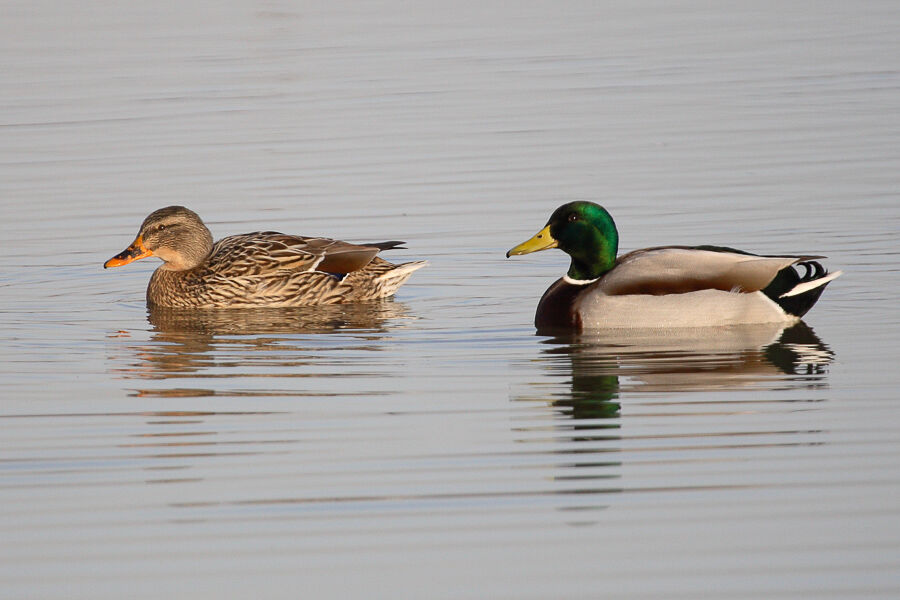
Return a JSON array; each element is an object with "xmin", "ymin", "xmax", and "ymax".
[{"xmin": 506, "ymin": 201, "xmax": 619, "ymax": 281}]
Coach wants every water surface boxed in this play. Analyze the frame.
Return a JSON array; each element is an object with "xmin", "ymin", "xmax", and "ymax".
[{"xmin": 2, "ymin": 2, "xmax": 899, "ymax": 598}]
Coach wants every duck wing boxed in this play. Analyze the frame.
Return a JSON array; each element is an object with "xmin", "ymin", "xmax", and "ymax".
[
  {"xmin": 597, "ymin": 246, "xmax": 824, "ymax": 296},
  {"xmin": 208, "ymin": 232, "xmax": 393, "ymax": 277}
]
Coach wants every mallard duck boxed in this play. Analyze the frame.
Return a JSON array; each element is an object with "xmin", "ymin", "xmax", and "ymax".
[
  {"xmin": 506, "ymin": 201, "xmax": 842, "ymax": 332},
  {"xmin": 104, "ymin": 206, "xmax": 427, "ymax": 308}
]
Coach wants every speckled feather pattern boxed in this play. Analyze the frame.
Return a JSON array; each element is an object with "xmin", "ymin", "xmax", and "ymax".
[
  {"xmin": 146, "ymin": 232, "xmax": 425, "ymax": 308},
  {"xmin": 102, "ymin": 206, "xmax": 426, "ymax": 308}
]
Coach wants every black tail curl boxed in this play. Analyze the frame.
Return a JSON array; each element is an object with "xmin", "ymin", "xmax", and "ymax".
[{"xmin": 762, "ymin": 260, "xmax": 832, "ymax": 318}]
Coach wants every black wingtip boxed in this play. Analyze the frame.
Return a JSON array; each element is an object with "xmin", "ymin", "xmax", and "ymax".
[{"xmin": 367, "ymin": 241, "xmax": 408, "ymax": 251}]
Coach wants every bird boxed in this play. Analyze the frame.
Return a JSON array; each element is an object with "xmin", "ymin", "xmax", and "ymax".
[
  {"xmin": 104, "ymin": 206, "xmax": 426, "ymax": 308},
  {"xmin": 506, "ymin": 201, "xmax": 841, "ymax": 332}
]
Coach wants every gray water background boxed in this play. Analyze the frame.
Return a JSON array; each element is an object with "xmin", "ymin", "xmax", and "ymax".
[{"xmin": 2, "ymin": 2, "xmax": 899, "ymax": 598}]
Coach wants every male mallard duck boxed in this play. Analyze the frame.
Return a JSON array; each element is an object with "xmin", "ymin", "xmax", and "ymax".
[
  {"xmin": 104, "ymin": 206, "xmax": 426, "ymax": 308},
  {"xmin": 506, "ymin": 202, "xmax": 841, "ymax": 332}
]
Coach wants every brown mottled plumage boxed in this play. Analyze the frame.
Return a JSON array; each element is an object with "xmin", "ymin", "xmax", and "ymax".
[{"xmin": 104, "ymin": 206, "xmax": 426, "ymax": 308}]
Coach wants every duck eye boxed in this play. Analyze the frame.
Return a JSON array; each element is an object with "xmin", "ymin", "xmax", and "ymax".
[
  {"xmin": 567, "ymin": 213, "xmax": 578, "ymax": 222},
  {"xmin": 157, "ymin": 224, "xmax": 167, "ymax": 232}
]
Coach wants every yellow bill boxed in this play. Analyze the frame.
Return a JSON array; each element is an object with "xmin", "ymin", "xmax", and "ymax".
[{"xmin": 506, "ymin": 225, "xmax": 558, "ymax": 257}]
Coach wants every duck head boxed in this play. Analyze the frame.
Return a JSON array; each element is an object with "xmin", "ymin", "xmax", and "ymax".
[
  {"xmin": 506, "ymin": 201, "xmax": 619, "ymax": 282},
  {"xmin": 104, "ymin": 206, "xmax": 214, "ymax": 272}
]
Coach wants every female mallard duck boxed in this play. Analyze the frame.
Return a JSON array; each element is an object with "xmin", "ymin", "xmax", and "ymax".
[
  {"xmin": 507, "ymin": 202, "xmax": 841, "ymax": 332},
  {"xmin": 104, "ymin": 206, "xmax": 426, "ymax": 308}
]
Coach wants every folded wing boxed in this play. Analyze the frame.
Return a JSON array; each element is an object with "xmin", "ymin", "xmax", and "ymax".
[
  {"xmin": 208, "ymin": 232, "xmax": 395, "ymax": 277},
  {"xmin": 597, "ymin": 246, "xmax": 823, "ymax": 296}
]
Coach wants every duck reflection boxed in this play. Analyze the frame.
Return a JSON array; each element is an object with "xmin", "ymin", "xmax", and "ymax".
[
  {"xmin": 512, "ymin": 322, "xmax": 834, "ymax": 521},
  {"xmin": 110, "ymin": 301, "xmax": 416, "ymax": 385},
  {"xmin": 148, "ymin": 301, "xmax": 413, "ymax": 336},
  {"xmin": 105, "ymin": 304, "xmax": 421, "ymax": 482},
  {"xmin": 538, "ymin": 321, "xmax": 833, "ymax": 402}
]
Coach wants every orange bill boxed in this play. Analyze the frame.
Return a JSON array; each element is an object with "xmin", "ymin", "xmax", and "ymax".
[{"xmin": 104, "ymin": 235, "xmax": 153, "ymax": 268}]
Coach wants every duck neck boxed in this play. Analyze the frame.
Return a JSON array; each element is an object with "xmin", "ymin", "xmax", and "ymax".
[
  {"xmin": 156, "ymin": 229, "xmax": 214, "ymax": 271},
  {"xmin": 565, "ymin": 228, "xmax": 617, "ymax": 283},
  {"xmin": 566, "ymin": 258, "xmax": 612, "ymax": 283}
]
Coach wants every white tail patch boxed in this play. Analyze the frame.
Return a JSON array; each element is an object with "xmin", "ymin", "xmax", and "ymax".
[{"xmin": 780, "ymin": 270, "xmax": 843, "ymax": 298}]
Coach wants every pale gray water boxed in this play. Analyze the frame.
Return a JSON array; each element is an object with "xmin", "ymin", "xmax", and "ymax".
[{"xmin": 2, "ymin": 2, "xmax": 899, "ymax": 598}]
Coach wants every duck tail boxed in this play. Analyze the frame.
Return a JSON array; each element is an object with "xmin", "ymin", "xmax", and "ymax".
[
  {"xmin": 371, "ymin": 260, "xmax": 428, "ymax": 299},
  {"xmin": 343, "ymin": 259, "xmax": 427, "ymax": 300},
  {"xmin": 763, "ymin": 260, "xmax": 842, "ymax": 318}
]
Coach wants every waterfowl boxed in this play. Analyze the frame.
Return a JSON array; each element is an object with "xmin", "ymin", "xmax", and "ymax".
[
  {"xmin": 506, "ymin": 202, "xmax": 841, "ymax": 332},
  {"xmin": 104, "ymin": 206, "xmax": 426, "ymax": 308}
]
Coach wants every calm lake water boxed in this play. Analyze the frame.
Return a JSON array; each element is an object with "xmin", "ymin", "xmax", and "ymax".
[{"xmin": 2, "ymin": 2, "xmax": 899, "ymax": 598}]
